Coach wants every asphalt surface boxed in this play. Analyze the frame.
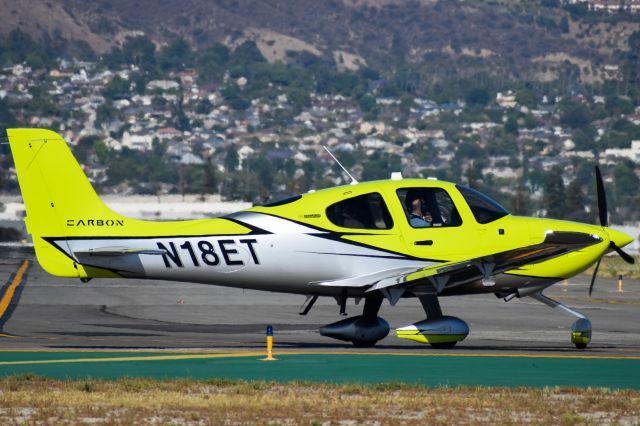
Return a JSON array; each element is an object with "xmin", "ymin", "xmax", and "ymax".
[{"xmin": 1, "ymin": 244, "xmax": 639, "ymax": 356}]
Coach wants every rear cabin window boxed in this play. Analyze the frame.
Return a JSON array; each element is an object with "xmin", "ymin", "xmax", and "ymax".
[
  {"xmin": 397, "ymin": 187, "xmax": 462, "ymax": 228},
  {"xmin": 326, "ymin": 192, "xmax": 393, "ymax": 230}
]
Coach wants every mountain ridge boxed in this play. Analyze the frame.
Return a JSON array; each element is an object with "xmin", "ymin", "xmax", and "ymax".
[{"xmin": 1, "ymin": 0, "xmax": 639, "ymax": 83}]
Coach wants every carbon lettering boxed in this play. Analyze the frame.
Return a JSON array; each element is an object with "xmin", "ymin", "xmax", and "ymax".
[
  {"xmin": 66, "ymin": 219, "xmax": 125, "ymax": 227},
  {"xmin": 218, "ymin": 240, "xmax": 243, "ymax": 266},
  {"xmin": 239, "ymin": 239, "xmax": 260, "ymax": 265},
  {"xmin": 157, "ymin": 242, "xmax": 183, "ymax": 268}
]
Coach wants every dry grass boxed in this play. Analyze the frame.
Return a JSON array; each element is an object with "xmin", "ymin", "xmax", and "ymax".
[
  {"xmin": 586, "ymin": 255, "xmax": 640, "ymax": 280},
  {"xmin": 0, "ymin": 375, "xmax": 638, "ymax": 425}
]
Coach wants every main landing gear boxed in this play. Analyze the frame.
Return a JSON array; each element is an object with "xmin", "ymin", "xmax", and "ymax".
[
  {"xmin": 319, "ymin": 292, "xmax": 390, "ymax": 347},
  {"xmin": 319, "ymin": 292, "xmax": 470, "ymax": 348},
  {"xmin": 396, "ymin": 294, "xmax": 469, "ymax": 348},
  {"xmin": 529, "ymin": 292, "xmax": 592, "ymax": 349}
]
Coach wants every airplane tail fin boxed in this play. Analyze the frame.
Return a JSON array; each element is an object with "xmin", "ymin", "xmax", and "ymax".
[{"xmin": 7, "ymin": 128, "xmax": 126, "ymax": 277}]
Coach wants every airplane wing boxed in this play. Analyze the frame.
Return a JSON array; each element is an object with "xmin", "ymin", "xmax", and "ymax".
[{"xmin": 317, "ymin": 231, "xmax": 602, "ymax": 294}]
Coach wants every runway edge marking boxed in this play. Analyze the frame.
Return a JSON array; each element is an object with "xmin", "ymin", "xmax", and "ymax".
[
  {"xmin": 0, "ymin": 259, "xmax": 30, "ymax": 333},
  {"xmin": 0, "ymin": 350, "xmax": 639, "ymax": 366}
]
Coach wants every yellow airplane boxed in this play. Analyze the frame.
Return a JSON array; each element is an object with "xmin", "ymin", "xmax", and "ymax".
[{"xmin": 6, "ymin": 128, "xmax": 635, "ymax": 349}]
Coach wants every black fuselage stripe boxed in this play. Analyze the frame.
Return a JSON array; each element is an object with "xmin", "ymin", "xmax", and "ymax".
[{"xmin": 300, "ymin": 251, "xmax": 406, "ymax": 259}]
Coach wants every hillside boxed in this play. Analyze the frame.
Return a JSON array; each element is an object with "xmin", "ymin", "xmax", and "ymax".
[{"xmin": 1, "ymin": 0, "xmax": 639, "ymax": 82}]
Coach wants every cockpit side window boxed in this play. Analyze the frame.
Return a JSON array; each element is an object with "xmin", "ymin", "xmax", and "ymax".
[
  {"xmin": 397, "ymin": 188, "xmax": 462, "ymax": 228},
  {"xmin": 326, "ymin": 192, "xmax": 393, "ymax": 230},
  {"xmin": 456, "ymin": 185, "xmax": 509, "ymax": 224}
]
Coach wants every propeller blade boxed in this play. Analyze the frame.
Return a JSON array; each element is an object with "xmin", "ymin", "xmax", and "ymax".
[
  {"xmin": 610, "ymin": 242, "xmax": 635, "ymax": 264},
  {"xmin": 595, "ymin": 166, "xmax": 608, "ymax": 227},
  {"xmin": 589, "ymin": 257, "xmax": 602, "ymax": 297}
]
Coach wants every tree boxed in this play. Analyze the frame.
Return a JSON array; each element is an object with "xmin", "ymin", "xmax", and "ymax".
[
  {"xmin": 359, "ymin": 95, "xmax": 377, "ymax": 113},
  {"xmin": 543, "ymin": 166, "xmax": 566, "ymax": 219},
  {"xmin": 560, "ymin": 100, "xmax": 590, "ymax": 129},
  {"xmin": 197, "ymin": 43, "xmax": 230, "ymax": 83},
  {"xmin": 158, "ymin": 38, "xmax": 193, "ymax": 71},
  {"xmin": 174, "ymin": 105, "xmax": 191, "ymax": 132},
  {"xmin": 628, "ymin": 31, "xmax": 640, "ymax": 52},
  {"xmin": 225, "ymin": 146, "xmax": 239, "ymax": 172},
  {"xmin": 362, "ymin": 153, "xmax": 401, "ymax": 181},
  {"xmin": 465, "ymin": 87, "xmax": 490, "ymax": 106},
  {"xmin": 222, "ymin": 85, "xmax": 249, "ymax": 111},
  {"xmin": 73, "ymin": 135, "xmax": 101, "ymax": 164},
  {"xmin": 515, "ymin": 89, "xmax": 537, "ymax": 109},
  {"xmin": 288, "ymin": 87, "xmax": 311, "ymax": 112},
  {"xmin": 203, "ymin": 158, "xmax": 217, "ymax": 195},
  {"xmin": 122, "ymin": 36, "xmax": 156, "ymax": 70},
  {"xmin": 573, "ymin": 126, "xmax": 597, "ymax": 153},
  {"xmin": 232, "ymin": 41, "xmax": 265, "ymax": 66},
  {"xmin": 464, "ymin": 162, "xmax": 484, "ymax": 190},
  {"xmin": 95, "ymin": 102, "xmax": 119, "ymax": 128},
  {"xmin": 195, "ymin": 98, "xmax": 213, "ymax": 115},
  {"xmin": 0, "ymin": 99, "xmax": 17, "ymax": 134},
  {"xmin": 613, "ymin": 161, "xmax": 640, "ymax": 220},
  {"xmin": 399, "ymin": 94, "xmax": 415, "ymax": 113},
  {"xmin": 511, "ymin": 182, "xmax": 531, "ymax": 216},
  {"xmin": 564, "ymin": 179, "xmax": 589, "ymax": 222},
  {"xmin": 504, "ymin": 116, "xmax": 519, "ymax": 135},
  {"xmin": 559, "ymin": 16, "xmax": 570, "ymax": 34},
  {"xmin": 102, "ymin": 76, "xmax": 131, "ymax": 100}
]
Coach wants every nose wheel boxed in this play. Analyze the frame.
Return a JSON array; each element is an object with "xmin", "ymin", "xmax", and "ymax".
[
  {"xmin": 571, "ymin": 318, "xmax": 592, "ymax": 349},
  {"xmin": 530, "ymin": 292, "xmax": 592, "ymax": 349}
]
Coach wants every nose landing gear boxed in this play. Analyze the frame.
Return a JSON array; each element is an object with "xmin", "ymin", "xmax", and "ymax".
[{"xmin": 530, "ymin": 292, "xmax": 592, "ymax": 349}]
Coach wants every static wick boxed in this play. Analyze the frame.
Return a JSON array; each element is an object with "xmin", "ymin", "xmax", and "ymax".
[
  {"xmin": 261, "ymin": 324, "xmax": 277, "ymax": 361},
  {"xmin": 323, "ymin": 146, "xmax": 358, "ymax": 185}
]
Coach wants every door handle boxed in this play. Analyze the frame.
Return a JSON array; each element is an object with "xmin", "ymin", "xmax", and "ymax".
[{"xmin": 414, "ymin": 240, "xmax": 433, "ymax": 246}]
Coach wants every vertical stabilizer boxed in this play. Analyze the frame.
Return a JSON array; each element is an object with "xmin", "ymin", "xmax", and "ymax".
[{"xmin": 7, "ymin": 128, "xmax": 125, "ymax": 277}]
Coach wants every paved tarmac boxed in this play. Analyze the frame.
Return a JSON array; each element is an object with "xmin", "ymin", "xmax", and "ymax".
[{"xmin": 1, "ymin": 244, "xmax": 639, "ymax": 356}]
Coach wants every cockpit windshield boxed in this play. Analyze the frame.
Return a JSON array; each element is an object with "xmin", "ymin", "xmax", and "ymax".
[{"xmin": 456, "ymin": 185, "xmax": 509, "ymax": 224}]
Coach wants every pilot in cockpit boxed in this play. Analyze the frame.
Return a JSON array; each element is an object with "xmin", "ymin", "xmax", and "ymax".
[{"xmin": 409, "ymin": 198, "xmax": 432, "ymax": 228}]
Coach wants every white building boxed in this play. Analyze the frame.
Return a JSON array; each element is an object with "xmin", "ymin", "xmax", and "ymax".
[
  {"xmin": 121, "ymin": 131, "xmax": 153, "ymax": 151},
  {"xmin": 604, "ymin": 141, "xmax": 640, "ymax": 162}
]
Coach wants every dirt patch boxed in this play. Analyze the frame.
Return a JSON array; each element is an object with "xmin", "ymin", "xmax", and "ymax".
[
  {"xmin": 0, "ymin": 0, "xmax": 112, "ymax": 53},
  {"xmin": 334, "ymin": 50, "xmax": 367, "ymax": 71},
  {"xmin": 235, "ymin": 28, "xmax": 323, "ymax": 63}
]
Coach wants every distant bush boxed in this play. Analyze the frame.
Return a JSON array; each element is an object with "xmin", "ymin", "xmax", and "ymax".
[{"xmin": 0, "ymin": 227, "xmax": 22, "ymax": 242}]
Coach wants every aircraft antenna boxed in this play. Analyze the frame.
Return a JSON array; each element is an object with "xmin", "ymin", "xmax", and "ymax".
[{"xmin": 323, "ymin": 146, "xmax": 358, "ymax": 185}]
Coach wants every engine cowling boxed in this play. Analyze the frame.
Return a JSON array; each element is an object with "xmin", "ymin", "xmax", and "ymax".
[
  {"xmin": 396, "ymin": 316, "xmax": 469, "ymax": 347},
  {"xmin": 319, "ymin": 315, "xmax": 389, "ymax": 346}
]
